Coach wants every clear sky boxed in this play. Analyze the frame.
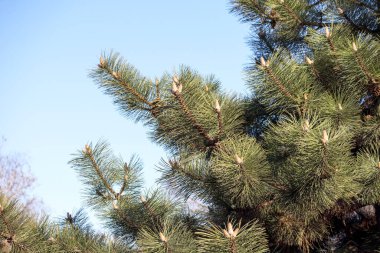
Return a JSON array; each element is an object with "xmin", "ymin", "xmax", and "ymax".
[{"xmin": 0, "ymin": 0, "xmax": 250, "ymax": 221}]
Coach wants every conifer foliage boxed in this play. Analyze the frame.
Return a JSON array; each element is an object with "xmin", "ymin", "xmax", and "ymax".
[{"xmin": 2, "ymin": 0, "xmax": 380, "ymax": 252}]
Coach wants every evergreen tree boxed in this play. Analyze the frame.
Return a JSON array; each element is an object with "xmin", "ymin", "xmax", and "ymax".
[{"xmin": 2, "ymin": 0, "xmax": 380, "ymax": 252}]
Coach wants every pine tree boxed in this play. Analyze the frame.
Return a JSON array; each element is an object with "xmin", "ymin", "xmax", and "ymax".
[{"xmin": 2, "ymin": 0, "xmax": 380, "ymax": 252}]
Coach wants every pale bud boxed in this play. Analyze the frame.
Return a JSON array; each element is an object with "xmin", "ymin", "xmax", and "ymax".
[
  {"xmin": 338, "ymin": 103, "xmax": 343, "ymax": 110},
  {"xmin": 352, "ymin": 42, "xmax": 358, "ymax": 52},
  {"xmin": 232, "ymin": 227, "xmax": 240, "ymax": 237},
  {"xmin": 83, "ymin": 144, "xmax": 91, "ymax": 154},
  {"xmin": 178, "ymin": 83, "xmax": 183, "ymax": 93},
  {"xmin": 159, "ymin": 232, "xmax": 168, "ymax": 242},
  {"xmin": 112, "ymin": 200, "xmax": 119, "ymax": 210},
  {"xmin": 302, "ymin": 120, "xmax": 310, "ymax": 132},
  {"xmin": 140, "ymin": 195, "xmax": 146, "ymax": 203},
  {"xmin": 171, "ymin": 80, "xmax": 178, "ymax": 94},
  {"xmin": 260, "ymin": 57, "xmax": 267, "ymax": 67},
  {"xmin": 48, "ymin": 237, "xmax": 56, "ymax": 243},
  {"xmin": 304, "ymin": 93, "xmax": 308, "ymax": 100},
  {"xmin": 172, "ymin": 76, "xmax": 182, "ymax": 94},
  {"xmin": 235, "ymin": 154, "xmax": 244, "ymax": 165},
  {"xmin": 99, "ymin": 56, "xmax": 105, "ymax": 67},
  {"xmin": 215, "ymin": 99, "xmax": 221, "ymax": 112},
  {"xmin": 124, "ymin": 174, "xmax": 128, "ymax": 181},
  {"xmin": 0, "ymin": 204, "xmax": 3, "ymax": 213},
  {"xmin": 279, "ymin": 0, "xmax": 284, "ymax": 3},
  {"xmin": 325, "ymin": 27, "xmax": 331, "ymax": 38},
  {"xmin": 227, "ymin": 222, "xmax": 234, "ymax": 235},
  {"xmin": 112, "ymin": 71, "xmax": 119, "ymax": 79},
  {"xmin": 305, "ymin": 56, "xmax": 314, "ymax": 65},
  {"xmin": 223, "ymin": 229, "xmax": 231, "ymax": 238},
  {"xmin": 205, "ymin": 85, "xmax": 209, "ymax": 92},
  {"xmin": 322, "ymin": 130, "xmax": 329, "ymax": 144},
  {"xmin": 337, "ymin": 8, "xmax": 344, "ymax": 15},
  {"xmin": 378, "ymin": 162, "xmax": 380, "ymax": 169}
]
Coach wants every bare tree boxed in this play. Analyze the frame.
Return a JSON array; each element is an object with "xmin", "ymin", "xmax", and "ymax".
[{"xmin": 0, "ymin": 138, "xmax": 41, "ymax": 212}]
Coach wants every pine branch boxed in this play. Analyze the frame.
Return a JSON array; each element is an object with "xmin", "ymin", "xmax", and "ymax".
[
  {"xmin": 83, "ymin": 145, "xmax": 118, "ymax": 198},
  {"xmin": 172, "ymin": 77, "xmax": 216, "ymax": 146},
  {"xmin": 260, "ymin": 57, "xmax": 297, "ymax": 102}
]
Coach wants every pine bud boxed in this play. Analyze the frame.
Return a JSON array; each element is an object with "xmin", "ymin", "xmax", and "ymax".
[
  {"xmin": 302, "ymin": 119, "xmax": 310, "ymax": 132},
  {"xmin": 338, "ymin": 103, "xmax": 343, "ymax": 110},
  {"xmin": 260, "ymin": 57, "xmax": 267, "ymax": 67},
  {"xmin": 223, "ymin": 229, "xmax": 231, "ymax": 238},
  {"xmin": 304, "ymin": 93, "xmax": 308, "ymax": 100},
  {"xmin": 178, "ymin": 83, "xmax": 183, "ymax": 93},
  {"xmin": 279, "ymin": 0, "xmax": 284, "ymax": 3},
  {"xmin": 305, "ymin": 56, "xmax": 313, "ymax": 65},
  {"xmin": 0, "ymin": 204, "xmax": 3, "ymax": 213},
  {"xmin": 322, "ymin": 130, "xmax": 329, "ymax": 144},
  {"xmin": 352, "ymin": 42, "xmax": 358, "ymax": 52},
  {"xmin": 325, "ymin": 26, "xmax": 331, "ymax": 38},
  {"xmin": 205, "ymin": 85, "xmax": 209, "ymax": 92},
  {"xmin": 83, "ymin": 144, "xmax": 91, "ymax": 154},
  {"xmin": 337, "ymin": 8, "xmax": 344, "ymax": 15},
  {"xmin": 112, "ymin": 200, "xmax": 119, "ymax": 210},
  {"xmin": 227, "ymin": 222, "xmax": 234, "ymax": 235},
  {"xmin": 0, "ymin": 240, "xmax": 11, "ymax": 253},
  {"xmin": 232, "ymin": 227, "xmax": 240, "ymax": 237},
  {"xmin": 172, "ymin": 76, "xmax": 182, "ymax": 94},
  {"xmin": 171, "ymin": 80, "xmax": 178, "ymax": 94},
  {"xmin": 48, "ymin": 237, "xmax": 56, "ymax": 243},
  {"xmin": 215, "ymin": 99, "xmax": 221, "ymax": 112},
  {"xmin": 159, "ymin": 232, "xmax": 167, "ymax": 242},
  {"xmin": 378, "ymin": 162, "xmax": 380, "ymax": 169},
  {"xmin": 140, "ymin": 195, "xmax": 146, "ymax": 203},
  {"xmin": 99, "ymin": 56, "xmax": 105, "ymax": 67},
  {"xmin": 124, "ymin": 174, "xmax": 128, "ymax": 181},
  {"xmin": 112, "ymin": 71, "xmax": 120, "ymax": 79},
  {"xmin": 235, "ymin": 154, "xmax": 244, "ymax": 165}
]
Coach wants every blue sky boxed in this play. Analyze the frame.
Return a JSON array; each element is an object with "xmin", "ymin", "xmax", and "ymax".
[{"xmin": 0, "ymin": 1, "xmax": 250, "ymax": 221}]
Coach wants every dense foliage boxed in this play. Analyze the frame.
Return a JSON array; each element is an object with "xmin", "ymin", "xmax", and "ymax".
[{"xmin": 1, "ymin": 0, "xmax": 380, "ymax": 252}]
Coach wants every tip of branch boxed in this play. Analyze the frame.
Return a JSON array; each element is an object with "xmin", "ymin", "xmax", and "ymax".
[
  {"xmin": 321, "ymin": 130, "xmax": 329, "ymax": 144},
  {"xmin": 140, "ymin": 195, "xmax": 146, "ymax": 203},
  {"xmin": 112, "ymin": 200, "xmax": 119, "ymax": 210},
  {"xmin": 352, "ymin": 42, "xmax": 358, "ymax": 52},
  {"xmin": 172, "ymin": 76, "xmax": 182, "ymax": 94},
  {"xmin": 227, "ymin": 222, "xmax": 234, "ymax": 235},
  {"xmin": 0, "ymin": 204, "xmax": 3, "ymax": 213},
  {"xmin": 338, "ymin": 103, "xmax": 343, "ymax": 110},
  {"xmin": 378, "ymin": 162, "xmax": 380, "ymax": 169},
  {"xmin": 99, "ymin": 56, "xmax": 106, "ymax": 68},
  {"xmin": 47, "ymin": 237, "xmax": 56, "ymax": 243},
  {"xmin": 337, "ymin": 7, "xmax": 344, "ymax": 15},
  {"xmin": 224, "ymin": 222, "xmax": 239, "ymax": 238},
  {"xmin": 159, "ymin": 232, "xmax": 168, "ymax": 242},
  {"xmin": 260, "ymin": 57, "xmax": 268, "ymax": 67},
  {"xmin": 112, "ymin": 71, "xmax": 120, "ymax": 79},
  {"xmin": 223, "ymin": 229, "xmax": 231, "ymax": 238},
  {"xmin": 234, "ymin": 154, "xmax": 244, "ymax": 165},
  {"xmin": 215, "ymin": 99, "xmax": 221, "ymax": 112},
  {"xmin": 325, "ymin": 26, "xmax": 331, "ymax": 38},
  {"xmin": 83, "ymin": 144, "xmax": 91, "ymax": 154},
  {"xmin": 302, "ymin": 119, "xmax": 310, "ymax": 132},
  {"xmin": 305, "ymin": 56, "xmax": 314, "ymax": 65}
]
